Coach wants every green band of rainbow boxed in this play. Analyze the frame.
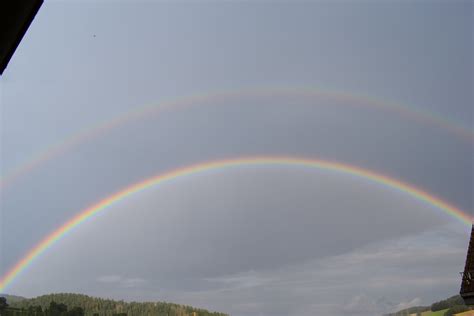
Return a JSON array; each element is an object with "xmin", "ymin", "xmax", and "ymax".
[
  {"xmin": 0, "ymin": 156, "xmax": 471, "ymax": 291},
  {"xmin": 2, "ymin": 86, "xmax": 472, "ymax": 189}
]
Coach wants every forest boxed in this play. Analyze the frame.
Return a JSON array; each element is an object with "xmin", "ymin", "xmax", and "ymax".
[
  {"xmin": 386, "ymin": 295, "xmax": 472, "ymax": 316},
  {"xmin": 0, "ymin": 293, "xmax": 228, "ymax": 316}
]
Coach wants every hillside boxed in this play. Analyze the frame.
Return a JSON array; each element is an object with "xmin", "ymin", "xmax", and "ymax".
[
  {"xmin": 387, "ymin": 295, "xmax": 471, "ymax": 316},
  {"xmin": 6, "ymin": 293, "xmax": 228, "ymax": 316},
  {"xmin": 0, "ymin": 294, "xmax": 26, "ymax": 303}
]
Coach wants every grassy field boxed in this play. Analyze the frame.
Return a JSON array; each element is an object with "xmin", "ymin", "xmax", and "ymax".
[
  {"xmin": 453, "ymin": 311, "xmax": 474, "ymax": 316},
  {"xmin": 420, "ymin": 309, "xmax": 474, "ymax": 316},
  {"xmin": 421, "ymin": 309, "xmax": 449, "ymax": 316}
]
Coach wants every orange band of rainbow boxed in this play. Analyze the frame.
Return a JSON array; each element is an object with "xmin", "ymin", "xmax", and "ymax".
[
  {"xmin": 0, "ymin": 156, "xmax": 471, "ymax": 291},
  {"xmin": 2, "ymin": 86, "xmax": 472, "ymax": 190}
]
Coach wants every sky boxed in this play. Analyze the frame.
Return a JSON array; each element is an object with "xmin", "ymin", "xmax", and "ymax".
[{"xmin": 0, "ymin": 1, "xmax": 473, "ymax": 315}]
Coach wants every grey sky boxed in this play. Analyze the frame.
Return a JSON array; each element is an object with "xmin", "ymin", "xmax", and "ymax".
[{"xmin": 1, "ymin": 1, "xmax": 472, "ymax": 315}]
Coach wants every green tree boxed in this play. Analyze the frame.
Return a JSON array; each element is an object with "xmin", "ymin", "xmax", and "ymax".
[
  {"xmin": 444, "ymin": 305, "xmax": 470, "ymax": 316},
  {"xmin": 0, "ymin": 297, "xmax": 8, "ymax": 315},
  {"xmin": 67, "ymin": 307, "xmax": 84, "ymax": 316},
  {"xmin": 47, "ymin": 301, "xmax": 68, "ymax": 316},
  {"xmin": 431, "ymin": 295, "xmax": 465, "ymax": 312},
  {"xmin": 26, "ymin": 305, "xmax": 44, "ymax": 316}
]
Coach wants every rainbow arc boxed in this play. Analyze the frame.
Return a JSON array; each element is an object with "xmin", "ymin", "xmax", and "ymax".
[
  {"xmin": 2, "ymin": 87, "xmax": 472, "ymax": 189},
  {"xmin": 0, "ymin": 156, "xmax": 471, "ymax": 291}
]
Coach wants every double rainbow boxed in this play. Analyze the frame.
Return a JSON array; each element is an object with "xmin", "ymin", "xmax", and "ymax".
[{"xmin": 0, "ymin": 156, "xmax": 471, "ymax": 291}]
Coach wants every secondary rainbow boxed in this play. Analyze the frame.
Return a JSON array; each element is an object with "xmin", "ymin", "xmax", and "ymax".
[
  {"xmin": 0, "ymin": 156, "xmax": 471, "ymax": 291},
  {"xmin": 1, "ymin": 86, "xmax": 472, "ymax": 189}
]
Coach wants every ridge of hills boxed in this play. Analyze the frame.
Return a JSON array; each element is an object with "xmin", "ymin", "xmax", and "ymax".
[
  {"xmin": 386, "ymin": 295, "xmax": 472, "ymax": 316},
  {"xmin": 2, "ymin": 292, "xmax": 228, "ymax": 316},
  {"xmin": 0, "ymin": 294, "xmax": 26, "ymax": 303}
]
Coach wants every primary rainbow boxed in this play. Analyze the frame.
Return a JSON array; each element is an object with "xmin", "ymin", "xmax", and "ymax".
[
  {"xmin": 0, "ymin": 156, "xmax": 471, "ymax": 291},
  {"xmin": 1, "ymin": 86, "xmax": 472, "ymax": 189}
]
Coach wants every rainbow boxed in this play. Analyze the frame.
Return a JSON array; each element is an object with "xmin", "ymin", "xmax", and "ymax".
[
  {"xmin": 0, "ymin": 156, "xmax": 471, "ymax": 291},
  {"xmin": 1, "ymin": 86, "xmax": 472, "ymax": 189}
]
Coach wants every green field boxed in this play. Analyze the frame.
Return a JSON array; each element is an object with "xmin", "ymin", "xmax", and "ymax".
[{"xmin": 421, "ymin": 309, "xmax": 449, "ymax": 316}]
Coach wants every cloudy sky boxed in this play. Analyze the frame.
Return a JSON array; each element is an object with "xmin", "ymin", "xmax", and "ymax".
[{"xmin": 0, "ymin": 1, "xmax": 473, "ymax": 315}]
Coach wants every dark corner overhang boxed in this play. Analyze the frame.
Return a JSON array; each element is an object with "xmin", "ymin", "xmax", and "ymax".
[
  {"xmin": 0, "ymin": 0, "xmax": 44, "ymax": 75},
  {"xmin": 461, "ymin": 225, "xmax": 474, "ymax": 305}
]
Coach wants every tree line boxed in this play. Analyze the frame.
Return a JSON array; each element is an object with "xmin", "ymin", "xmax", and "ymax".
[
  {"xmin": 1, "ymin": 297, "xmax": 85, "ymax": 316},
  {"xmin": 386, "ymin": 295, "xmax": 472, "ymax": 316},
  {"xmin": 1, "ymin": 293, "xmax": 227, "ymax": 316}
]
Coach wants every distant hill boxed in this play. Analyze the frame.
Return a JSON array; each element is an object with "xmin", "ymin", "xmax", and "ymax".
[
  {"xmin": 384, "ymin": 305, "xmax": 430, "ymax": 316},
  {"xmin": 0, "ymin": 294, "xmax": 26, "ymax": 303},
  {"xmin": 386, "ymin": 295, "xmax": 471, "ymax": 316},
  {"xmin": 6, "ymin": 293, "xmax": 228, "ymax": 316}
]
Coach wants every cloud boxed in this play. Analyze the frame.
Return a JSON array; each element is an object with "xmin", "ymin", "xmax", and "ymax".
[
  {"xmin": 151, "ymin": 224, "xmax": 467, "ymax": 316},
  {"xmin": 97, "ymin": 275, "xmax": 122, "ymax": 283},
  {"xmin": 97, "ymin": 275, "xmax": 147, "ymax": 288},
  {"xmin": 392, "ymin": 297, "xmax": 423, "ymax": 312},
  {"xmin": 342, "ymin": 295, "xmax": 422, "ymax": 315},
  {"xmin": 343, "ymin": 294, "xmax": 384, "ymax": 314},
  {"xmin": 121, "ymin": 278, "xmax": 147, "ymax": 288},
  {"xmin": 204, "ymin": 271, "xmax": 273, "ymax": 290},
  {"xmin": 8, "ymin": 173, "xmax": 470, "ymax": 315},
  {"xmin": 0, "ymin": 3, "xmax": 471, "ymax": 316}
]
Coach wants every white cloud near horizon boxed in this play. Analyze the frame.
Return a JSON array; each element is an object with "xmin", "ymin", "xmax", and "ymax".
[{"xmin": 8, "ymin": 170, "xmax": 469, "ymax": 315}]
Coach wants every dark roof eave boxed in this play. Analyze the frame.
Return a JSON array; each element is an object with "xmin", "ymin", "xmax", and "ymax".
[{"xmin": 0, "ymin": 0, "xmax": 44, "ymax": 75}]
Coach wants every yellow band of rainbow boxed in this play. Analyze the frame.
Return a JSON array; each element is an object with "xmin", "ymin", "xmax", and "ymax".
[
  {"xmin": 2, "ymin": 86, "xmax": 472, "ymax": 190},
  {"xmin": 0, "ymin": 156, "xmax": 471, "ymax": 291}
]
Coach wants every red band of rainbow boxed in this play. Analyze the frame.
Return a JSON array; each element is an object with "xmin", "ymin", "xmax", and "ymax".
[{"xmin": 1, "ymin": 156, "xmax": 471, "ymax": 291}]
